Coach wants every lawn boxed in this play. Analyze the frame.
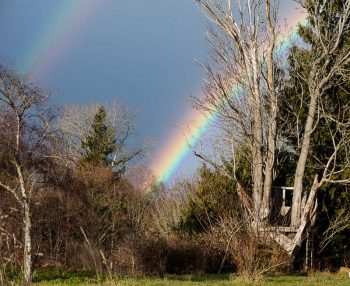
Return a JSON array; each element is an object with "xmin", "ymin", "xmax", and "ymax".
[{"xmin": 26, "ymin": 272, "xmax": 350, "ymax": 286}]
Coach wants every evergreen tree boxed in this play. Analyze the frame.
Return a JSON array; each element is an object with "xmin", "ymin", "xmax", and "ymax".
[
  {"xmin": 180, "ymin": 164, "xmax": 237, "ymax": 235},
  {"xmin": 82, "ymin": 106, "xmax": 116, "ymax": 166},
  {"xmin": 277, "ymin": 2, "xmax": 350, "ymax": 268}
]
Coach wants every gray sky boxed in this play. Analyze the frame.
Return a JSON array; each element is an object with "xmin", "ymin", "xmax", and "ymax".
[{"xmin": 0, "ymin": 0, "xmax": 300, "ymax": 180}]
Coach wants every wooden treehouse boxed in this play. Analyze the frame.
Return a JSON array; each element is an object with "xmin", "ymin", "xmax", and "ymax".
[
  {"xmin": 264, "ymin": 186, "xmax": 315, "ymax": 269},
  {"xmin": 271, "ymin": 186, "xmax": 294, "ymax": 226}
]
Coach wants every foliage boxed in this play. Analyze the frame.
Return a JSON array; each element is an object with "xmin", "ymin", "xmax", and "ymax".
[
  {"xmin": 275, "ymin": 1, "xmax": 350, "ymax": 268},
  {"xmin": 179, "ymin": 165, "xmax": 237, "ymax": 235},
  {"xmin": 81, "ymin": 106, "xmax": 116, "ymax": 166}
]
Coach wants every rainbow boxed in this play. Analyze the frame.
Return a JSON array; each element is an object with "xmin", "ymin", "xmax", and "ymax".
[
  {"xmin": 23, "ymin": 0, "xmax": 100, "ymax": 77},
  {"xmin": 152, "ymin": 11, "xmax": 308, "ymax": 184},
  {"xmin": 16, "ymin": 1, "xmax": 307, "ymax": 184}
]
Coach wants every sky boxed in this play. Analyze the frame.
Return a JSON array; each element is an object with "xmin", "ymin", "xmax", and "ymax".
[{"xmin": 0, "ymin": 0, "xmax": 302, "ymax": 183}]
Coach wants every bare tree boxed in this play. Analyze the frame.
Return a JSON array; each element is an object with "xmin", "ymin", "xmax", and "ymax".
[
  {"xmin": 194, "ymin": 0, "xmax": 350, "ymax": 258},
  {"xmin": 0, "ymin": 66, "xmax": 57, "ymax": 282},
  {"xmin": 276, "ymin": 0, "xmax": 350, "ymax": 255},
  {"xmin": 125, "ymin": 164, "xmax": 157, "ymax": 193},
  {"xmin": 290, "ymin": 0, "xmax": 350, "ymax": 228},
  {"xmin": 194, "ymin": 0, "xmax": 281, "ymax": 223},
  {"xmin": 320, "ymin": 210, "xmax": 350, "ymax": 253}
]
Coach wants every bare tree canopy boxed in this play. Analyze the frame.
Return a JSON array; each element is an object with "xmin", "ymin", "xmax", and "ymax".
[
  {"xmin": 194, "ymin": 0, "xmax": 350, "ymax": 257},
  {"xmin": 0, "ymin": 65, "xmax": 59, "ymax": 283},
  {"xmin": 57, "ymin": 101, "xmax": 144, "ymax": 174}
]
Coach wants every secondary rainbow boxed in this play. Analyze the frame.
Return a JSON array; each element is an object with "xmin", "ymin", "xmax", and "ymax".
[
  {"xmin": 152, "ymin": 12, "xmax": 308, "ymax": 184},
  {"xmin": 18, "ymin": 1, "xmax": 306, "ymax": 184},
  {"xmin": 22, "ymin": 0, "xmax": 99, "ymax": 77}
]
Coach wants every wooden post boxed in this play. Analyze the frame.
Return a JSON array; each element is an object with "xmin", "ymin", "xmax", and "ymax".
[
  {"xmin": 310, "ymin": 232, "xmax": 314, "ymax": 270},
  {"xmin": 305, "ymin": 231, "xmax": 309, "ymax": 271}
]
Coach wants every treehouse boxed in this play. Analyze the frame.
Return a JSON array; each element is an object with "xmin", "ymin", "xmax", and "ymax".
[
  {"xmin": 268, "ymin": 186, "xmax": 315, "ymax": 270},
  {"xmin": 271, "ymin": 186, "xmax": 294, "ymax": 226}
]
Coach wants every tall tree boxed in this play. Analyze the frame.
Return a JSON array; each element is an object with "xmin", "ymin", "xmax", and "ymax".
[
  {"xmin": 0, "ymin": 66, "xmax": 57, "ymax": 283},
  {"xmin": 280, "ymin": 0, "xmax": 350, "ymax": 257},
  {"xmin": 195, "ymin": 0, "xmax": 280, "ymax": 223},
  {"xmin": 195, "ymin": 0, "xmax": 350, "ymax": 258},
  {"xmin": 59, "ymin": 102, "xmax": 144, "ymax": 174},
  {"xmin": 82, "ymin": 106, "xmax": 116, "ymax": 166},
  {"xmin": 290, "ymin": 0, "xmax": 350, "ymax": 230}
]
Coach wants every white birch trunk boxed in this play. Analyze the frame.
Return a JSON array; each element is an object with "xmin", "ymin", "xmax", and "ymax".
[
  {"xmin": 16, "ymin": 160, "xmax": 33, "ymax": 283},
  {"xmin": 251, "ymin": 43, "xmax": 265, "ymax": 221},
  {"xmin": 262, "ymin": 0, "xmax": 277, "ymax": 221},
  {"xmin": 291, "ymin": 89, "xmax": 318, "ymax": 228},
  {"xmin": 292, "ymin": 175, "xmax": 320, "ymax": 254},
  {"xmin": 23, "ymin": 201, "xmax": 32, "ymax": 283}
]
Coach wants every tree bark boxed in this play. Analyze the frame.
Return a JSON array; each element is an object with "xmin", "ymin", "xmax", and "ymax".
[
  {"xmin": 292, "ymin": 175, "xmax": 320, "ymax": 255},
  {"xmin": 23, "ymin": 201, "xmax": 32, "ymax": 283},
  {"xmin": 251, "ymin": 44, "xmax": 265, "ymax": 221},
  {"xmin": 262, "ymin": 0, "xmax": 277, "ymax": 221},
  {"xmin": 16, "ymin": 161, "xmax": 33, "ymax": 283},
  {"xmin": 291, "ymin": 88, "xmax": 319, "ymax": 228}
]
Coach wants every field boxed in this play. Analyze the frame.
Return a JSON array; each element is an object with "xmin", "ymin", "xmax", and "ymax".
[{"xmin": 25, "ymin": 272, "xmax": 350, "ymax": 286}]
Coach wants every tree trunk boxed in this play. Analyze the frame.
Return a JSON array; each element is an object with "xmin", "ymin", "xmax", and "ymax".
[
  {"xmin": 23, "ymin": 201, "xmax": 32, "ymax": 283},
  {"xmin": 292, "ymin": 175, "xmax": 320, "ymax": 255},
  {"xmin": 262, "ymin": 3, "xmax": 277, "ymax": 221},
  {"xmin": 262, "ymin": 121, "xmax": 275, "ymax": 221},
  {"xmin": 251, "ymin": 46, "xmax": 265, "ymax": 220},
  {"xmin": 267, "ymin": 176, "xmax": 320, "ymax": 256},
  {"xmin": 291, "ymin": 89, "xmax": 319, "ymax": 227}
]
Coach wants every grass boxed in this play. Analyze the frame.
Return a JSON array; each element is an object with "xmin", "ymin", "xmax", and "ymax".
[{"xmin": 18, "ymin": 270, "xmax": 349, "ymax": 286}]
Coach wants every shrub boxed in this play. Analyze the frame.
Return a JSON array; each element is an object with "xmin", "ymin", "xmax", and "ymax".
[{"xmin": 203, "ymin": 215, "xmax": 292, "ymax": 280}]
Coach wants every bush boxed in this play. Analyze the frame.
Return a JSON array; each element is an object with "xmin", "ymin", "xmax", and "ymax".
[{"xmin": 203, "ymin": 216, "xmax": 292, "ymax": 280}]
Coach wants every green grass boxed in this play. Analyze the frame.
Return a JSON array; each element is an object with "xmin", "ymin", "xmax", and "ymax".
[{"xmin": 25, "ymin": 271, "xmax": 350, "ymax": 286}]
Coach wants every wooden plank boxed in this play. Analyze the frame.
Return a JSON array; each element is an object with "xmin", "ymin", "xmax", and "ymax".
[
  {"xmin": 267, "ymin": 231, "xmax": 296, "ymax": 254},
  {"xmin": 259, "ymin": 226, "xmax": 297, "ymax": 233}
]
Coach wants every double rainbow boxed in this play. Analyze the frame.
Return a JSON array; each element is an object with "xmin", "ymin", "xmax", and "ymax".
[{"xmin": 17, "ymin": 1, "xmax": 306, "ymax": 184}]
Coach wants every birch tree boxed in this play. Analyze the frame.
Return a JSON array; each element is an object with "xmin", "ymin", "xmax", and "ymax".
[
  {"xmin": 194, "ymin": 0, "xmax": 281, "ymax": 223},
  {"xmin": 290, "ymin": 0, "xmax": 350, "ymax": 228},
  {"xmin": 0, "ymin": 66, "xmax": 57, "ymax": 283},
  {"xmin": 284, "ymin": 0, "xmax": 350, "ymax": 254}
]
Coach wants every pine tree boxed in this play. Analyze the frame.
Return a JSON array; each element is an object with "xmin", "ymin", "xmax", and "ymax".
[{"xmin": 82, "ymin": 106, "xmax": 116, "ymax": 166}]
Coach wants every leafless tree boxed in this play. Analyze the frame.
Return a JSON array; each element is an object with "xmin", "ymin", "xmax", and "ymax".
[
  {"xmin": 194, "ymin": 0, "xmax": 281, "ymax": 223},
  {"xmin": 284, "ymin": 0, "xmax": 350, "ymax": 254},
  {"xmin": 125, "ymin": 164, "xmax": 157, "ymax": 194},
  {"xmin": 194, "ymin": 0, "xmax": 350, "ymax": 258},
  {"xmin": 150, "ymin": 180, "xmax": 191, "ymax": 236},
  {"xmin": 0, "ymin": 66, "xmax": 57, "ymax": 282}
]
